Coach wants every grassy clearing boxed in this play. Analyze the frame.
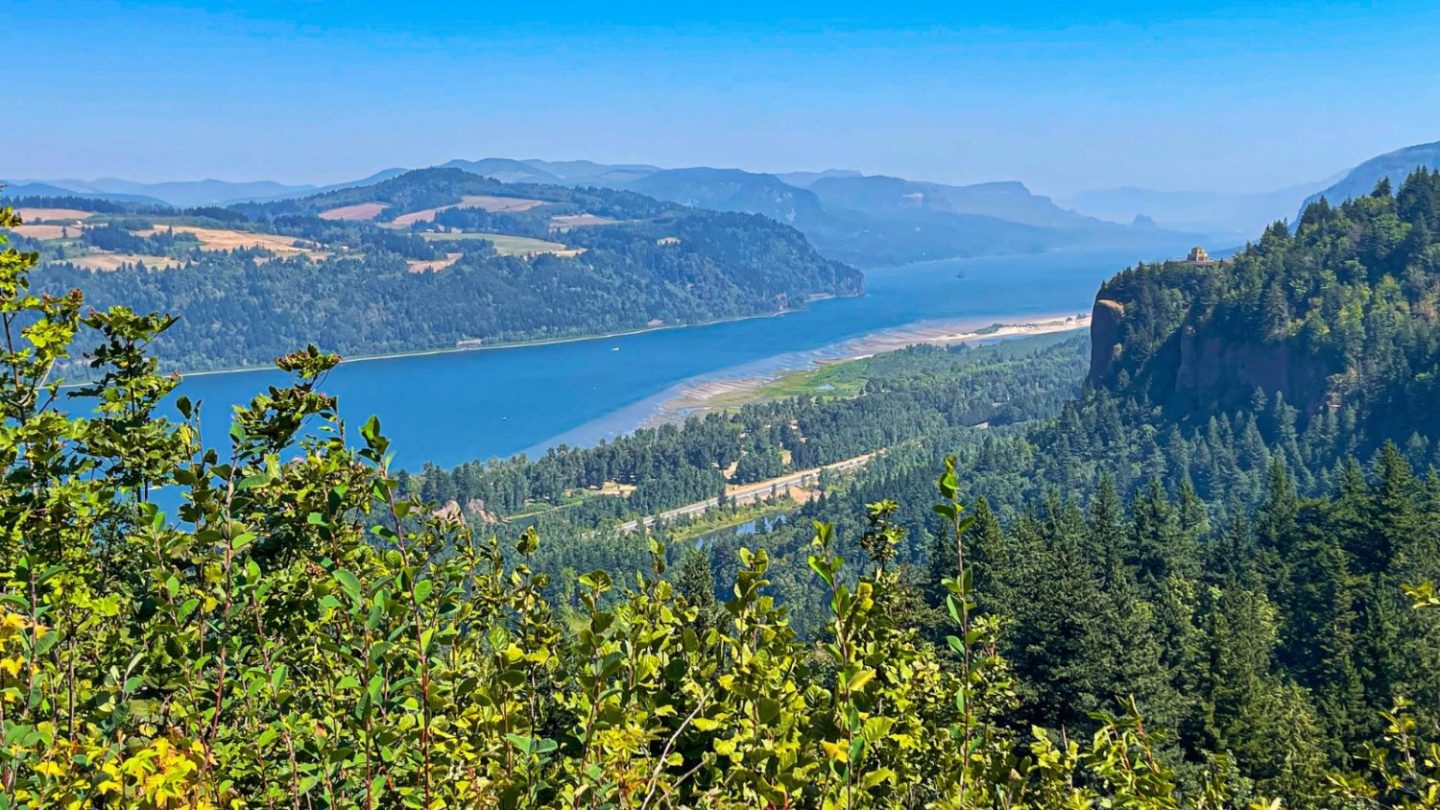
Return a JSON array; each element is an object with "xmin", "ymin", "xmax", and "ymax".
[
  {"xmin": 419, "ymin": 232, "xmax": 581, "ymax": 257},
  {"xmin": 68, "ymin": 253, "xmax": 184, "ymax": 271},
  {"xmin": 138, "ymin": 225, "xmax": 326, "ymax": 259},
  {"xmin": 406, "ymin": 253, "xmax": 461, "ymax": 273},
  {"xmin": 457, "ymin": 194, "xmax": 547, "ymax": 213},
  {"xmin": 319, "ymin": 202, "xmax": 388, "ymax": 221},
  {"xmin": 549, "ymin": 213, "xmax": 620, "ymax": 230},
  {"xmin": 15, "ymin": 208, "xmax": 94, "ymax": 223}
]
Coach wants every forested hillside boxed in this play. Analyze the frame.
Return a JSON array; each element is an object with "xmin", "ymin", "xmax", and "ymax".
[
  {"xmin": 5, "ymin": 169, "xmax": 861, "ymax": 373},
  {"xmin": 1092, "ymin": 169, "xmax": 1440, "ymax": 442}
]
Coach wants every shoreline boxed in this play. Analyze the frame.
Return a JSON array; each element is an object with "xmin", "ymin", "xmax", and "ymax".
[
  {"xmin": 81, "ymin": 296, "xmax": 862, "ymax": 385},
  {"xmin": 644, "ymin": 312, "xmax": 1091, "ymax": 425}
]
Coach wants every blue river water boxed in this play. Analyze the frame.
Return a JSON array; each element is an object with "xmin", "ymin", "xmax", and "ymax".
[{"xmin": 149, "ymin": 247, "xmax": 1177, "ymax": 470}]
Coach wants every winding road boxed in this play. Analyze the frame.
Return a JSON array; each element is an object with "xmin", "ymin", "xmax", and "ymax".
[{"xmin": 618, "ymin": 452, "xmax": 874, "ymax": 533}]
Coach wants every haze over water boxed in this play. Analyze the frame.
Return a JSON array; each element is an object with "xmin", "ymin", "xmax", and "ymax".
[{"xmin": 172, "ymin": 247, "xmax": 1185, "ymax": 469}]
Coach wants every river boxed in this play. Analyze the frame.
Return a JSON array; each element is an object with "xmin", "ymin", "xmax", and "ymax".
[{"xmin": 159, "ymin": 247, "xmax": 1177, "ymax": 469}]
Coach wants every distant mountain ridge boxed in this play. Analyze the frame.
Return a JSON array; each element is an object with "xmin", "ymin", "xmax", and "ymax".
[
  {"xmin": 14, "ymin": 156, "xmax": 1202, "ymax": 266},
  {"xmin": 1300, "ymin": 140, "xmax": 1440, "ymax": 216},
  {"xmin": 1064, "ymin": 139, "xmax": 1440, "ymax": 244},
  {"xmin": 6, "ymin": 177, "xmax": 319, "ymax": 207},
  {"xmin": 1061, "ymin": 178, "xmax": 1338, "ymax": 243},
  {"xmin": 0, "ymin": 181, "xmax": 168, "ymax": 205},
  {"xmin": 806, "ymin": 174, "xmax": 1096, "ymax": 230},
  {"xmin": 1, "ymin": 170, "xmax": 422, "ymax": 207}
]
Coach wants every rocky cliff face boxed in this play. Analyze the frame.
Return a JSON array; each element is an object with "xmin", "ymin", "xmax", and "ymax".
[
  {"xmin": 1088, "ymin": 271, "xmax": 1334, "ymax": 418},
  {"xmin": 1170, "ymin": 326, "xmax": 1331, "ymax": 414},
  {"xmin": 1087, "ymin": 298, "xmax": 1126, "ymax": 387}
]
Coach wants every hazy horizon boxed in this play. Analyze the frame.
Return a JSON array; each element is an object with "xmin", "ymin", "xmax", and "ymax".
[{"xmin": 9, "ymin": 0, "xmax": 1440, "ymax": 196}]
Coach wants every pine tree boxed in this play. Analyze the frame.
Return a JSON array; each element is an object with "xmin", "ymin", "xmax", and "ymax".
[{"xmin": 1086, "ymin": 474, "xmax": 1130, "ymax": 589}]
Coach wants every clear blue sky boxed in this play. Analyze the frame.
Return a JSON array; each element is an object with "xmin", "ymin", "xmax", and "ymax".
[{"xmin": 7, "ymin": 0, "xmax": 1439, "ymax": 195}]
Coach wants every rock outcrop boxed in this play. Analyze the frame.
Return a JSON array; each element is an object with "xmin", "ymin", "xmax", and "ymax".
[{"xmin": 1088, "ymin": 267, "xmax": 1332, "ymax": 418}]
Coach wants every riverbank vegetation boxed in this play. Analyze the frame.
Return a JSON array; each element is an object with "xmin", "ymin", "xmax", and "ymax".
[
  {"xmin": 7, "ymin": 168, "xmax": 861, "ymax": 375},
  {"xmin": 404, "ymin": 333, "xmax": 1089, "ymax": 526}
]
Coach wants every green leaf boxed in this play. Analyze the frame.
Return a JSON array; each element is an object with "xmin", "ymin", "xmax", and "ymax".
[
  {"xmin": 237, "ymin": 474, "xmax": 270, "ymax": 490},
  {"xmin": 848, "ymin": 736, "xmax": 866, "ymax": 766},
  {"xmin": 33, "ymin": 630, "xmax": 59, "ymax": 657},
  {"xmin": 807, "ymin": 554, "xmax": 835, "ymax": 588},
  {"xmin": 334, "ymin": 569, "xmax": 361, "ymax": 604},
  {"xmin": 848, "ymin": 669, "xmax": 876, "ymax": 692},
  {"xmin": 946, "ymin": 595, "xmax": 962, "ymax": 625}
]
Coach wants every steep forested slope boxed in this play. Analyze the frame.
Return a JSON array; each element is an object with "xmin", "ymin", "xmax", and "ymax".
[{"xmin": 1091, "ymin": 169, "xmax": 1440, "ymax": 442}]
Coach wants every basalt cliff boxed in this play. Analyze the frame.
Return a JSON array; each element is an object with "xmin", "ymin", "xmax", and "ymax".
[{"xmin": 1087, "ymin": 169, "xmax": 1440, "ymax": 442}]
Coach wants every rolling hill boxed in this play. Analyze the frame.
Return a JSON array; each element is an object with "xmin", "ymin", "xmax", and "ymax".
[
  {"xmin": 18, "ymin": 156, "xmax": 1205, "ymax": 267},
  {"xmin": 9, "ymin": 168, "xmax": 862, "ymax": 373},
  {"xmin": 0, "ymin": 181, "xmax": 168, "ymax": 205}
]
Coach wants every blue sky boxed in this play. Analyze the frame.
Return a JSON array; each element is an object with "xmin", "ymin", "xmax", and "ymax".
[{"xmin": 7, "ymin": 0, "xmax": 1440, "ymax": 194}]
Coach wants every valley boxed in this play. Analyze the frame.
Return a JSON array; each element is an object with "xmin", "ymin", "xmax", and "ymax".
[
  {"xmin": 160, "ymin": 247, "xmax": 1161, "ymax": 469},
  {"xmin": 12, "ymin": 4, "xmax": 1440, "ymax": 806}
]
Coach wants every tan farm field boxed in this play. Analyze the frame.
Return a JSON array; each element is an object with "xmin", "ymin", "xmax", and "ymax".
[
  {"xmin": 69, "ymin": 254, "xmax": 184, "ymax": 271},
  {"xmin": 138, "ymin": 225, "xmax": 326, "ymax": 259},
  {"xmin": 391, "ymin": 195, "xmax": 548, "ymax": 226},
  {"xmin": 9, "ymin": 224, "xmax": 73, "ymax": 240},
  {"xmin": 14, "ymin": 208, "xmax": 94, "ymax": 223},
  {"xmin": 318, "ymin": 202, "xmax": 389, "ymax": 221}
]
